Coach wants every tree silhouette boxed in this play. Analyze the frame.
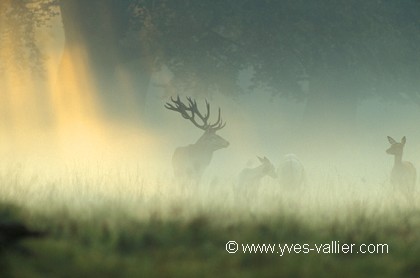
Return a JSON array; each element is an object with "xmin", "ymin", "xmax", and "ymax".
[{"xmin": 8, "ymin": 1, "xmax": 420, "ymax": 128}]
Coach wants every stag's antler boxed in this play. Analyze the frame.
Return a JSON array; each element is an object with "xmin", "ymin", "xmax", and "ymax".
[{"xmin": 165, "ymin": 96, "xmax": 226, "ymax": 131}]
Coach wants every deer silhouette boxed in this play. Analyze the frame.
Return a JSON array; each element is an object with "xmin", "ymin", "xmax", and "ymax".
[
  {"xmin": 236, "ymin": 156, "xmax": 277, "ymax": 201},
  {"xmin": 386, "ymin": 136, "xmax": 416, "ymax": 201},
  {"xmin": 165, "ymin": 96, "xmax": 229, "ymax": 184}
]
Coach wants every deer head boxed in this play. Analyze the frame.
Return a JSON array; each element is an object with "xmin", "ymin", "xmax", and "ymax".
[
  {"xmin": 165, "ymin": 96, "xmax": 229, "ymax": 149},
  {"xmin": 257, "ymin": 156, "xmax": 277, "ymax": 178},
  {"xmin": 386, "ymin": 136, "xmax": 406, "ymax": 157}
]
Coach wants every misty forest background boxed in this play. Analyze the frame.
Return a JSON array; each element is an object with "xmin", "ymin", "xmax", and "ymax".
[
  {"xmin": 1, "ymin": 1, "xmax": 420, "ymax": 277},
  {"xmin": 1, "ymin": 1, "xmax": 420, "ymax": 195}
]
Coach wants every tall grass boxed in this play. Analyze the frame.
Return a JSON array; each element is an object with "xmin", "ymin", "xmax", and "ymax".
[{"xmin": 0, "ymin": 161, "xmax": 419, "ymax": 277}]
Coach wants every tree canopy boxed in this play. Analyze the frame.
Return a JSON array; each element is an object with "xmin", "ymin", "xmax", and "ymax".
[
  {"xmin": 0, "ymin": 0, "xmax": 57, "ymax": 75},
  {"xmin": 4, "ymin": 0, "xmax": 420, "ymax": 110}
]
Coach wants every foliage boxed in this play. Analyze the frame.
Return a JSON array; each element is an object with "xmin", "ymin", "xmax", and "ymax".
[
  {"xmin": 133, "ymin": 0, "xmax": 420, "ymax": 101},
  {"xmin": 4, "ymin": 0, "xmax": 420, "ymax": 101},
  {"xmin": 0, "ymin": 0, "xmax": 58, "ymax": 75}
]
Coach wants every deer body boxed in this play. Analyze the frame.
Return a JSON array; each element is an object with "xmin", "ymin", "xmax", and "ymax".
[
  {"xmin": 172, "ymin": 130, "xmax": 229, "ymax": 182},
  {"xmin": 278, "ymin": 154, "xmax": 305, "ymax": 188},
  {"xmin": 386, "ymin": 136, "xmax": 416, "ymax": 198},
  {"xmin": 165, "ymin": 96, "xmax": 228, "ymax": 183}
]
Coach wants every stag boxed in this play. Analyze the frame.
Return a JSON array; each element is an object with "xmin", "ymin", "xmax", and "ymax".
[
  {"xmin": 165, "ymin": 96, "xmax": 229, "ymax": 183},
  {"xmin": 386, "ymin": 136, "xmax": 417, "ymax": 200}
]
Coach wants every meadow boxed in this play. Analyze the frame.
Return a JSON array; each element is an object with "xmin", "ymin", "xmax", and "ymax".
[{"xmin": 0, "ymin": 160, "xmax": 419, "ymax": 278}]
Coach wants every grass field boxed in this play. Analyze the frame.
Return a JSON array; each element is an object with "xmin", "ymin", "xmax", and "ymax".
[{"xmin": 1, "ymin": 162, "xmax": 419, "ymax": 277}]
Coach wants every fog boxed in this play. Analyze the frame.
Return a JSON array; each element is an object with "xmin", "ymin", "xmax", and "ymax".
[
  {"xmin": 146, "ymin": 87, "xmax": 420, "ymax": 184},
  {"xmin": 1, "ymin": 1, "xmax": 419, "ymax": 219}
]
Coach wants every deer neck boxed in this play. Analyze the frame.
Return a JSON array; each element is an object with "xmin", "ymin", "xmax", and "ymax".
[
  {"xmin": 393, "ymin": 152, "xmax": 403, "ymax": 166},
  {"xmin": 194, "ymin": 135, "xmax": 214, "ymax": 153}
]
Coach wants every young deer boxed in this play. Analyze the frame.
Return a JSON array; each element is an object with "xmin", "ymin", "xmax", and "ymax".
[
  {"xmin": 236, "ymin": 156, "xmax": 277, "ymax": 200},
  {"xmin": 165, "ymin": 96, "xmax": 229, "ymax": 183},
  {"xmin": 386, "ymin": 136, "xmax": 417, "ymax": 199},
  {"xmin": 238, "ymin": 156, "xmax": 277, "ymax": 187},
  {"xmin": 278, "ymin": 153, "xmax": 305, "ymax": 188}
]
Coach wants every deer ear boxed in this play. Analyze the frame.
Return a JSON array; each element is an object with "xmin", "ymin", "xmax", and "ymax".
[
  {"xmin": 401, "ymin": 136, "xmax": 406, "ymax": 144},
  {"xmin": 387, "ymin": 136, "xmax": 396, "ymax": 144},
  {"xmin": 257, "ymin": 156, "xmax": 264, "ymax": 163}
]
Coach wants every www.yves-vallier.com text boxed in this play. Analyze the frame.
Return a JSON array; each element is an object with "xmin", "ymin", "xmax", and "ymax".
[{"xmin": 225, "ymin": 241, "xmax": 389, "ymax": 256}]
